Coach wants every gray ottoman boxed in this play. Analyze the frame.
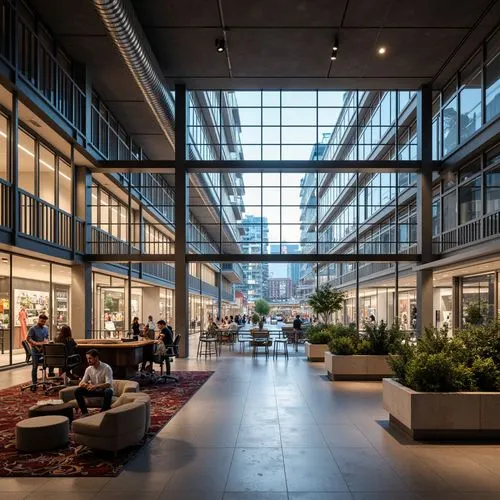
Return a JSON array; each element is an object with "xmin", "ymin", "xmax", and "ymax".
[{"xmin": 16, "ymin": 415, "xmax": 69, "ymax": 452}]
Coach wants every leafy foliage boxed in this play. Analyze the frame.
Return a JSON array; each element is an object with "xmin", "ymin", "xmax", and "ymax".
[
  {"xmin": 307, "ymin": 329, "xmax": 332, "ymax": 345},
  {"xmin": 308, "ymin": 285, "xmax": 345, "ymax": 325},
  {"xmin": 254, "ymin": 299, "xmax": 270, "ymax": 316},
  {"xmin": 251, "ymin": 312, "xmax": 260, "ymax": 324},
  {"xmin": 464, "ymin": 301, "xmax": 488, "ymax": 326},
  {"xmin": 328, "ymin": 321, "xmax": 405, "ymax": 356},
  {"xmin": 388, "ymin": 322, "xmax": 500, "ymax": 392}
]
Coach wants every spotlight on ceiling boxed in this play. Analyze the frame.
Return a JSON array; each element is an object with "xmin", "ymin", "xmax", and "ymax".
[
  {"xmin": 330, "ymin": 52, "xmax": 337, "ymax": 61},
  {"xmin": 378, "ymin": 46, "xmax": 387, "ymax": 55},
  {"xmin": 332, "ymin": 36, "xmax": 339, "ymax": 52},
  {"xmin": 215, "ymin": 38, "xmax": 225, "ymax": 53}
]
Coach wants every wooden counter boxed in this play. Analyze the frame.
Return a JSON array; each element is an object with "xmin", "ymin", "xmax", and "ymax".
[{"xmin": 75, "ymin": 340, "xmax": 155, "ymax": 378}]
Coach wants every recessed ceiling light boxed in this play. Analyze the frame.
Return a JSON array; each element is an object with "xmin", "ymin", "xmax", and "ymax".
[
  {"xmin": 330, "ymin": 53, "xmax": 337, "ymax": 61},
  {"xmin": 378, "ymin": 46, "xmax": 387, "ymax": 55},
  {"xmin": 215, "ymin": 39, "xmax": 225, "ymax": 53}
]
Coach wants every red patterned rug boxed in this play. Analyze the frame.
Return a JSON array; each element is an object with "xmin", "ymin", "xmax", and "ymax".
[{"xmin": 0, "ymin": 371, "xmax": 213, "ymax": 477}]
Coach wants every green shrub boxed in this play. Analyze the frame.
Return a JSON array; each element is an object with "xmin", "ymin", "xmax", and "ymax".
[
  {"xmin": 405, "ymin": 353, "xmax": 475, "ymax": 392},
  {"xmin": 251, "ymin": 312, "xmax": 260, "ymax": 324},
  {"xmin": 329, "ymin": 336, "xmax": 357, "ymax": 355},
  {"xmin": 307, "ymin": 329, "xmax": 332, "ymax": 345},
  {"xmin": 327, "ymin": 323, "xmax": 358, "ymax": 339},
  {"xmin": 471, "ymin": 357, "xmax": 500, "ymax": 391},
  {"xmin": 364, "ymin": 320, "xmax": 405, "ymax": 355},
  {"xmin": 392, "ymin": 323, "xmax": 500, "ymax": 392}
]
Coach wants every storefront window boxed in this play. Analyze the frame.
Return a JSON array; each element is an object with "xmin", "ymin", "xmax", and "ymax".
[
  {"xmin": 12, "ymin": 255, "xmax": 50, "ymax": 363},
  {"xmin": 51, "ymin": 264, "xmax": 71, "ymax": 336},
  {"xmin": 0, "ymin": 253, "xmax": 10, "ymax": 367},
  {"xmin": 39, "ymin": 145, "xmax": 55, "ymax": 205},
  {"xmin": 0, "ymin": 114, "xmax": 8, "ymax": 181},
  {"xmin": 58, "ymin": 159, "xmax": 72, "ymax": 213},
  {"xmin": 18, "ymin": 128, "xmax": 35, "ymax": 194},
  {"xmin": 462, "ymin": 274, "xmax": 495, "ymax": 325},
  {"xmin": 93, "ymin": 272, "xmax": 125, "ymax": 338}
]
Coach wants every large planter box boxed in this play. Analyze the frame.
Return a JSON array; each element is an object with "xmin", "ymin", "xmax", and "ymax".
[
  {"xmin": 324, "ymin": 352, "xmax": 394, "ymax": 381},
  {"xmin": 305, "ymin": 342, "xmax": 328, "ymax": 361},
  {"xmin": 383, "ymin": 378, "xmax": 500, "ymax": 440}
]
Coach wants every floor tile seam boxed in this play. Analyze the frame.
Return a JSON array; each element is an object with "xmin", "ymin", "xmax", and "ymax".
[
  {"xmin": 274, "ymin": 381, "xmax": 289, "ymax": 496},
  {"xmin": 350, "ymin": 422, "xmax": 456, "ymax": 492}
]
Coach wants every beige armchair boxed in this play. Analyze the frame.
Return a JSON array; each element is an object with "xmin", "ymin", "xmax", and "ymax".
[
  {"xmin": 72, "ymin": 401, "xmax": 146, "ymax": 454},
  {"xmin": 59, "ymin": 379, "xmax": 139, "ymax": 408}
]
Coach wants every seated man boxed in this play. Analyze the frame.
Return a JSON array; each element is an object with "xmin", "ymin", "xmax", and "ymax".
[{"xmin": 75, "ymin": 349, "xmax": 113, "ymax": 415}]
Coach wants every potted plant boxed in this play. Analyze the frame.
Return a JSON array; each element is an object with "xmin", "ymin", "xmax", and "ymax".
[
  {"xmin": 308, "ymin": 284, "xmax": 345, "ymax": 325},
  {"xmin": 251, "ymin": 312, "xmax": 260, "ymax": 326},
  {"xmin": 384, "ymin": 323, "xmax": 500, "ymax": 440},
  {"xmin": 325, "ymin": 321, "xmax": 403, "ymax": 380},
  {"xmin": 254, "ymin": 299, "xmax": 270, "ymax": 330}
]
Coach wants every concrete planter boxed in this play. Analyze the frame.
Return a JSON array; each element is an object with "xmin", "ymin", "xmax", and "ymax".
[
  {"xmin": 325, "ymin": 352, "xmax": 394, "ymax": 381},
  {"xmin": 305, "ymin": 342, "xmax": 328, "ymax": 361},
  {"xmin": 383, "ymin": 378, "xmax": 500, "ymax": 440}
]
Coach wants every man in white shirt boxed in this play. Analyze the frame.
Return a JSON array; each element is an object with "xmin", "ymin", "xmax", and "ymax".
[{"xmin": 75, "ymin": 349, "xmax": 114, "ymax": 415}]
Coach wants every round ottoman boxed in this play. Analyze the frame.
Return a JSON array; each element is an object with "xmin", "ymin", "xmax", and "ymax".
[
  {"xmin": 16, "ymin": 415, "xmax": 69, "ymax": 452},
  {"xmin": 28, "ymin": 402, "xmax": 74, "ymax": 423}
]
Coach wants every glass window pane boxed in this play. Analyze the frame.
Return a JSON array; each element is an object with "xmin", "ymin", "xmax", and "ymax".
[
  {"xmin": 486, "ymin": 54, "xmax": 500, "ymax": 122},
  {"xmin": 0, "ymin": 114, "xmax": 8, "ymax": 181},
  {"xmin": 0, "ymin": 252, "xmax": 11, "ymax": 367},
  {"xmin": 58, "ymin": 159, "xmax": 72, "ymax": 213},
  {"xmin": 459, "ymin": 71, "xmax": 482, "ymax": 142},
  {"xmin": 459, "ymin": 177, "xmax": 482, "ymax": 224},
  {"xmin": 442, "ymin": 191, "xmax": 456, "ymax": 231},
  {"xmin": 39, "ymin": 145, "xmax": 55, "ymax": 205},
  {"xmin": 442, "ymin": 97, "xmax": 458, "ymax": 156},
  {"xmin": 18, "ymin": 129, "xmax": 35, "ymax": 194},
  {"xmin": 486, "ymin": 167, "xmax": 500, "ymax": 213}
]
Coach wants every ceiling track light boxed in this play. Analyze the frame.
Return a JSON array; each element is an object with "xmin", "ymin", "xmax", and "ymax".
[
  {"xmin": 332, "ymin": 36, "xmax": 339, "ymax": 52},
  {"xmin": 330, "ymin": 51, "xmax": 337, "ymax": 61},
  {"xmin": 215, "ymin": 38, "xmax": 225, "ymax": 53}
]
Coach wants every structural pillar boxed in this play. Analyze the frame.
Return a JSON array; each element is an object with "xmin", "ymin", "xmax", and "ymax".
[
  {"xmin": 217, "ymin": 271, "xmax": 222, "ymax": 320},
  {"xmin": 416, "ymin": 83, "xmax": 434, "ymax": 334},
  {"xmin": 174, "ymin": 84, "xmax": 189, "ymax": 357},
  {"xmin": 71, "ymin": 263, "xmax": 92, "ymax": 339}
]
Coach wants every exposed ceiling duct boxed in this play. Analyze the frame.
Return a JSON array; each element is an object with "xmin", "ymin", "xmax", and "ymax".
[{"xmin": 93, "ymin": 0, "xmax": 176, "ymax": 150}]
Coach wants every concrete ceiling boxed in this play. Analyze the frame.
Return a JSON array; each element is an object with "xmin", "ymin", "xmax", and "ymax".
[{"xmin": 29, "ymin": 0, "xmax": 500, "ymax": 162}]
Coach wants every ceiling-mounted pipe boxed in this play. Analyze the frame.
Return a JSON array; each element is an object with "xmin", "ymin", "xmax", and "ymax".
[{"xmin": 93, "ymin": 0, "xmax": 176, "ymax": 150}]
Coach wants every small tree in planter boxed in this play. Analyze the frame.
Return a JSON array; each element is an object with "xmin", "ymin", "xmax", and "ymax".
[
  {"xmin": 308, "ymin": 284, "xmax": 345, "ymax": 326},
  {"xmin": 254, "ymin": 299, "xmax": 270, "ymax": 329}
]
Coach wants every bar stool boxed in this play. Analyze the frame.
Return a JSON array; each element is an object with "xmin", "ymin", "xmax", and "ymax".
[
  {"xmin": 197, "ymin": 331, "xmax": 218, "ymax": 358},
  {"xmin": 273, "ymin": 332, "xmax": 289, "ymax": 359}
]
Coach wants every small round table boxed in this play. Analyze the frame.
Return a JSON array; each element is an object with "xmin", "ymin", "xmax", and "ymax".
[{"xmin": 16, "ymin": 415, "xmax": 69, "ymax": 452}]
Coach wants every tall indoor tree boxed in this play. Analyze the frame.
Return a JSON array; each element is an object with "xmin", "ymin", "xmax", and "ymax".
[{"xmin": 308, "ymin": 284, "xmax": 345, "ymax": 325}]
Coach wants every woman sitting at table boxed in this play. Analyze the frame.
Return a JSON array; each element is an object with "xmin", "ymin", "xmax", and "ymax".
[
  {"xmin": 54, "ymin": 325, "xmax": 80, "ymax": 380},
  {"xmin": 207, "ymin": 321, "xmax": 218, "ymax": 336}
]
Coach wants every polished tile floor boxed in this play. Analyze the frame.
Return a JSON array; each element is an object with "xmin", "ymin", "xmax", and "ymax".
[{"xmin": 2, "ymin": 337, "xmax": 500, "ymax": 499}]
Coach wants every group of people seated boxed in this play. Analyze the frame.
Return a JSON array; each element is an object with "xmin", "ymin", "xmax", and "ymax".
[{"xmin": 26, "ymin": 313, "xmax": 176, "ymax": 415}]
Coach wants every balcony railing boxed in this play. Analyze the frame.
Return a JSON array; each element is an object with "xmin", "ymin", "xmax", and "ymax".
[
  {"xmin": 0, "ymin": 2, "xmax": 86, "ymax": 134},
  {"xmin": 19, "ymin": 191, "xmax": 74, "ymax": 250},
  {"xmin": 89, "ymin": 226, "xmax": 140, "ymax": 255},
  {"xmin": 142, "ymin": 262, "xmax": 175, "ymax": 283},
  {"xmin": 433, "ymin": 210, "xmax": 500, "ymax": 254},
  {"xmin": 0, "ymin": 179, "xmax": 11, "ymax": 228}
]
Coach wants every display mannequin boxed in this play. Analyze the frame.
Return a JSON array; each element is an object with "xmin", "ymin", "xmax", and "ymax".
[{"xmin": 18, "ymin": 307, "xmax": 28, "ymax": 348}]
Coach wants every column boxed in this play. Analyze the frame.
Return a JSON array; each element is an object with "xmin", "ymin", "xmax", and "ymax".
[
  {"xmin": 452, "ymin": 276, "xmax": 461, "ymax": 332},
  {"xmin": 174, "ymin": 84, "xmax": 189, "ymax": 357},
  {"xmin": 217, "ymin": 271, "xmax": 222, "ymax": 320},
  {"xmin": 71, "ymin": 263, "xmax": 92, "ymax": 339},
  {"xmin": 416, "ymin": 84, "xmax": 434, "ymax": 334},
  {"xmin": 10, "ymin": 92, "xmax": 19, "ymax": 246}
]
